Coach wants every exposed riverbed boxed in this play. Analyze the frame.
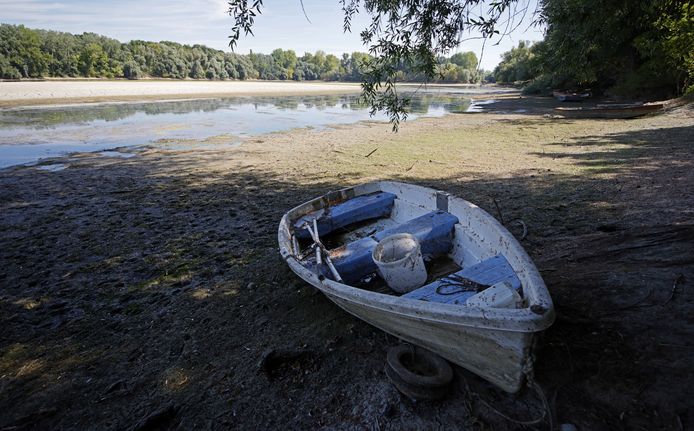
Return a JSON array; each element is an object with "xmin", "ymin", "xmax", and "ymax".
[
  {"xmin": 0, "ymin": 91, "xmax": 479, "ymax": 168},
  {"xmin": 1, "ymin": 87, "xmax": 691, "ymax": 430}
]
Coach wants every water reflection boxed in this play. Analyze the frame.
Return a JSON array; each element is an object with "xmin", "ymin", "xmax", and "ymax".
[{"xmin": 0, "ymin": 93, "xmax": 471, "ymax": 168}]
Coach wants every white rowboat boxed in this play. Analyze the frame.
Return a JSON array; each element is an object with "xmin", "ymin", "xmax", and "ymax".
[
  {"xmin": 278, "ymin": 181, "xmax": 555, "ymax": 393},
  {"xmin": 555, "ymin": 103, "xmax": 664, "ymax": 119}
]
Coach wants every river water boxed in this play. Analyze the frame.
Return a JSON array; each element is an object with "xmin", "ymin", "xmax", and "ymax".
[{"xmin": 0, "ymin": 86, "xmax": 512, "ymax": 168}]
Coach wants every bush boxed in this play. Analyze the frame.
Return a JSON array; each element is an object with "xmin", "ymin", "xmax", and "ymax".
[{"xmin": 522, "ymin": 74, "xmax": 555, "ymax": 96}]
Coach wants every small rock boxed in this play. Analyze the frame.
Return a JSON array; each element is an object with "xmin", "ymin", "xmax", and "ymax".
[{"xmin": 560, "ymin": 424, "xmax": 578, "ymax": 431}]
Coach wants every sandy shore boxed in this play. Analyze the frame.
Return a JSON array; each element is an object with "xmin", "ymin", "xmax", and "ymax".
[
  {"xmin": 0, "ymin": 80, "xmax": 361, "ymax": 108},
  {"xmin": 1, "ymin": 100, "xmax": 693, "ymax": 429}
]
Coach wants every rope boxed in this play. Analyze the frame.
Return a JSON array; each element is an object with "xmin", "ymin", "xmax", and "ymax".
[
  {"xmin": 463, "ymin": 345, "xmax": 554, "ymax": 429},
  {"xmin": 435, "ymin": 274, "xmax": 490, "ymax": 295},
  {"xmin": 475, "ymin": 391, "xmax": 546, "ymax": 426}
]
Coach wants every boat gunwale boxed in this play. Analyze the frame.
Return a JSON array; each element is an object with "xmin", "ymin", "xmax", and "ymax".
[{"xmin": 278, "ymin": 180, "xmax": 555, "ymax": 333}]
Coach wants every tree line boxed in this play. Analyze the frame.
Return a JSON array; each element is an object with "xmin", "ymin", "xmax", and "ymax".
[
  {"xmin": 492, "ymin": 1, "xmax": 693, "ymax": 98},
  {"xmin": 0, "ymin": 24, "xmax": 487, "ymax": 83}
]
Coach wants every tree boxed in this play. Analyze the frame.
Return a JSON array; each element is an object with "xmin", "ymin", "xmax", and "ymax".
[
  {"xmin": 493, "ymin": 40, "xmax": 539, "ymax": 84},
  {"xmin": 123, "ymin": 61, "xmax": 142, "ymax": 79},
  {"xmin": 0, "ymin": 54, "xmax": 21, "ymax": 79},
  {"xmin": 228, "ymin": 0, "xmax": 533, "ymax": 129},
  {"xmin": 450, "ymin": 51, "xmax": 478, "ymax": 70},
  {"xmin": 271, "ymin": 48, "xmax": 297, "ymax": 79},
  {"xmin": 537, "ymin": 0, "xmax": 692, "ymax": 97},
  {"xmin": 190, "ymin": 60, "xmax": 205, "ymax": 79},
  {"xmin": 78, "ymin": 43, "xmax": 109, "ymax": 77},
  {"xmin": 321, "ymin": 53, "xmax": 342, "ymax": 80},
  {"xmin": 1, "ymin": 25, "xmax": 52, "ymax": 77},
  {"xmin": 658, "ymin": 2, "xmax": 694, "ymax": 93},
  {"xmin": 437, "ymin": 62, "xmax": 459, "ymax": 82}
]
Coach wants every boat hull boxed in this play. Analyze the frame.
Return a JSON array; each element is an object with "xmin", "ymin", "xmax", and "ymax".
[
  {"xmin": 278, "ymin": 181, "xmax": 554, "ymax": 393},
  {"xmin": 553, "ymin": 91, "xmax": 590, "ymax": 102},
  {"xmin": 327, "ymin": 292, "xmax": 533, "ymax": 392},
  {"xmin": 556, "ymin": 103, "xmax": 663, "ymax": 119}
]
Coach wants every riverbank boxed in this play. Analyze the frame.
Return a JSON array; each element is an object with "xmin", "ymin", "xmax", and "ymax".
[
  {"xmin": 1, "ymin": 102, "xmax": 693, "ymax": 429},
  {"xmin": 0, "ymin": 80, "xmax": 362, "ymax": 108}
]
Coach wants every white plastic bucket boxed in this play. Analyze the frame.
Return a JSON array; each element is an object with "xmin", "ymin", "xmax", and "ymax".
[
  {"xmin": 466, "ymin": 281, "xmax": 522, "ymax": 308},
  {"xmin": 372, "ymin": 233, "xmax": 428, "ymax": 293}
]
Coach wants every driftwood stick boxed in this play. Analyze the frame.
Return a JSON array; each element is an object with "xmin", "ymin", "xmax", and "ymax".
[
  {"xmin": 492, "ymin": 196, "xmax": 505, "ymax": 224},
  {"xmin": 365, "ymin": 148, "xmax": 379, "ymax": 158},
  {"xmin": 663, "ymin": 273, "xmax": 684, "ymax": 305}
]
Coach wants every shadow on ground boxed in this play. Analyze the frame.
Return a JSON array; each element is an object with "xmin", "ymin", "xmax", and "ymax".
[{"xmin": 0, "ymin": 123, "xmax": 692, "ymax": 430}]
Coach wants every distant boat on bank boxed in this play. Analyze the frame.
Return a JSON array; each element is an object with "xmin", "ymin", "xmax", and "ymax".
[
  {"xmin": 553, "ymin": 90, "xmax": 591, "ymax": 102},
  {"xmin": 555, "ymin": 102, "xmax": 664, "ymax": 119}
]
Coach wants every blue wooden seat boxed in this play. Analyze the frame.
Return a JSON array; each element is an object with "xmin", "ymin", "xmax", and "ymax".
[
  {"xmin": 402, "ymin": 255, "xmax": 521, "ymax": 304},
  {"xmin": 294, "ymin": 192, "xmax": 396, "ymax": 240},
  {"xmin": 329, "ymin": 236, "xmax": 378, "ymax": 283},
  {"xmin": 373, "ymin": 210, "xmax": 458, "ymax": 257},
  {"xmin": 330, "ymin": 210, "xmax": 459, "ymax": 284}
]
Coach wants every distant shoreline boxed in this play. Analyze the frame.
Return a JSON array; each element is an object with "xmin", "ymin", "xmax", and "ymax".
[{"xmin": 0, "ymin": 80, "xmax": 362, "ymax": 108}]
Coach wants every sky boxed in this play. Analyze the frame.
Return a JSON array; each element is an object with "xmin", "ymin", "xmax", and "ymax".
[{"xmin": 1, "ymin": 0, "xmax": 545, "ymax": 70}]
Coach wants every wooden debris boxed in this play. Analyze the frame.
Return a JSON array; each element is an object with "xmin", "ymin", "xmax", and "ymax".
[
  {"xmin": 364, "ymin": 148, "xmax": 379, "ymax": 158},
  {"xmin": 663, "ymin": 273, "xmax": 684, "ymax": 305}
]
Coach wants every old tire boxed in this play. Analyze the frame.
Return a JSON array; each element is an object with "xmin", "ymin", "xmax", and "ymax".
[{"xmin": 385, "ymin": 344, "xmax": 453, "ymax": 401}]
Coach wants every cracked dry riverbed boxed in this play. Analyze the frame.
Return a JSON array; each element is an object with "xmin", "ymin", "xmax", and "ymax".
[{"xmin": 1, "ymin": 100, "xmax": 693, "ymax": 430}]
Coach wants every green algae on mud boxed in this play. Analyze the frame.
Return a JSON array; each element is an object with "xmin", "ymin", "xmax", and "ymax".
[{"xmin": 0, "ymin": 102, "xmax": 693, "ymax": 430}]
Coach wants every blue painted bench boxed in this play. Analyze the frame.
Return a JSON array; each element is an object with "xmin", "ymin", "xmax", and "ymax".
[
  {"xmin": 294, "ymin": 192, "xmax": 396, "ymax": 240},
  {"xmin": 330, "ymin": 210, "xmax": 459, "ymax": 284},
  {"xmin": 402, "ymin": 255, "xmax": 522, "ymax": 304},
  {"xmin": 373, "ymin": 211, "xmax": 459, "ymax": 257}
]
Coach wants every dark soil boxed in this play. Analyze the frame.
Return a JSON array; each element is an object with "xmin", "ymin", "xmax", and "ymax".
[{"xmin": 1, "ymin": 102, "xmax": 692, "ymax": 430}]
